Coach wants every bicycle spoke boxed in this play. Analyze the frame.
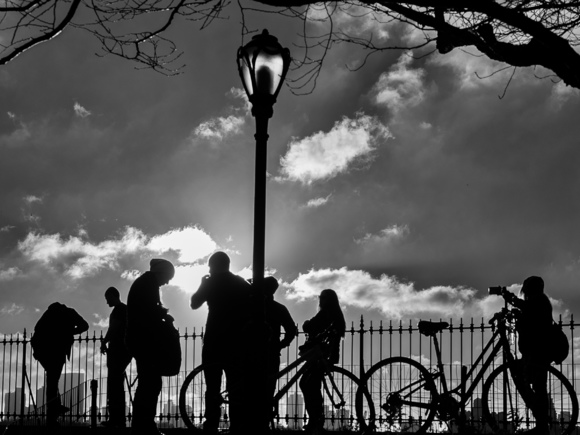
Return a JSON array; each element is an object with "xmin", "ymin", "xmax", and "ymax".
[{"xmin": 362, "ymin": 357, "xmax": 436, "ymax": 433}]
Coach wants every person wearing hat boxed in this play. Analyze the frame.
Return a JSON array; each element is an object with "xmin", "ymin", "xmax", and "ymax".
[
  {"xmin": 126, "ymin": 258, "xmax": 175, "ymax": 435},
  {"xmin": 190, "ymin": 251, "xmax": 252, "ymax": 434}
]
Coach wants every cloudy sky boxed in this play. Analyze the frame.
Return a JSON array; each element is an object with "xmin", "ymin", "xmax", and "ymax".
[{"xmin": 0, "ymin": 7, "xmax": 579, "ymax": 337}]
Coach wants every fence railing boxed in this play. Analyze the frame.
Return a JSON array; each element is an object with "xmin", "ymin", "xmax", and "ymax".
[{"xmin": 0, "ymin": 314, "xmax": 577, "ymax": 430}]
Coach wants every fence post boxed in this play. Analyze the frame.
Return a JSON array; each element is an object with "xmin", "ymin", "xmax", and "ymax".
[
  {"xmin": 20, "ymin": 329, "xmax": 27, "ymax": 425},
  {"xmin": 90, "ymin": 380, "xmax": 98, "ymax": 429},
  {"xmin": 359, "ymin": 316, "xmax": 365, "ymax": 380}
]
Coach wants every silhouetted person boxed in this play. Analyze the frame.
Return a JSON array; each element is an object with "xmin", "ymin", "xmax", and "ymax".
[
  {"xmin": 126, "ymin": 258, "xmax": 175, "ymax": 435},
  {"xmin": 31, "ymin": 302, "xmax": 89, "ymax": 427},
  {"xmin": 100, "ymin": 286, "xmax": 132, "ymax": 428},
  {"xmin": 263, "ymin": 276, "xmax": 297, "ymax": 404},
  {"xmin": 190, "ymin": 251, "xmax": 252, "ymax": 434},
  {"xmin": 299, "ymin": 289, "xmax": 346, "ymax": 435},
  {"xmin": 507, "ymin": 276, "xmax": 552, "ymax": 435}
]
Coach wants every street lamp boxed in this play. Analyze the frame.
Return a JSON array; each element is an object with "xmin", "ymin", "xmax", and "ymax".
[
  {"xmin": 237, "ymin": 29, "xmax": 290, "ymax": 434},
  {"xmin": 237, "ymin": 29, "xmax": 290, "ymax": 287}
]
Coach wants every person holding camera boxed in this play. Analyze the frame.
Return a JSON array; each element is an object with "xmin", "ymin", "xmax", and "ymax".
[
  {"xmin": 504, "ymin": 276, "xmax": 553, "ymax": 435},
  {"xmin": 299, "ymin": 289, "xmax": 346, "ymax": 434}
]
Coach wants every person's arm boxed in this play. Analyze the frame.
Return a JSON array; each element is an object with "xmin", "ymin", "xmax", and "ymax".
[
  {"xmin": 190, "ymin": 275, "xmax": 210, "ymax": 309},
  {"xmin": 302, "ymin": 311, "xmax": 327, "ymax": 335},
  {"xmin": 71, "ymin": 310, "xmax": 89, "ymax": 335},
  {"xmin": 279, "ymin": 308, "xmax": 297, "ymax": 349}
]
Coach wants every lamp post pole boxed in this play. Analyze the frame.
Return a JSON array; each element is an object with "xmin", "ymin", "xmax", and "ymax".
[{"xmin": 252, "ymin": 113, "xmax": 269, "ymax": 287}]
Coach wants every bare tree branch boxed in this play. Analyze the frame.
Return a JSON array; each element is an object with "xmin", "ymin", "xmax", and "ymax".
[{"xmin": 0, "ymin": 0, "xmax": 579, "ymax": 92}]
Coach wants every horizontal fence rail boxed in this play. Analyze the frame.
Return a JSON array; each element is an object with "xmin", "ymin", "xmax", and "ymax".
[{"xmin": 0, "ymin": 315, "xmax": 577, "ymax": 430}]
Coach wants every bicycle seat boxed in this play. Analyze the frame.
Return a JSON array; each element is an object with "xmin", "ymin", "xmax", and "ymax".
[{"xmin": 418, "ymin": 320, "xmax": 449, "ymax": 336}]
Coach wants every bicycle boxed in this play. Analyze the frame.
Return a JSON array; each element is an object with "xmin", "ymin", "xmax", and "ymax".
[
  {"xmin": 355, "ymin": 288, "xmax": 578, "ymax": 434},
  {"xmin": 179, "ymin": 329, "xmax": 373, "ymax": 432}
]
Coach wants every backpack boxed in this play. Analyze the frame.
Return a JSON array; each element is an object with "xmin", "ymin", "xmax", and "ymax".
[
  {"xmin": 154, "ymin": 317, "xmax": 182, "ymax": 376},
  {"xmin": 549, "ymin": 322, "xmax": 569, "ymax": 365}
]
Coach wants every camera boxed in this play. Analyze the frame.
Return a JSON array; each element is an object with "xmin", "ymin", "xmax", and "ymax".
[{"xmin": 488, "ymin": 286, "xmax": 507, "ymax": 295}]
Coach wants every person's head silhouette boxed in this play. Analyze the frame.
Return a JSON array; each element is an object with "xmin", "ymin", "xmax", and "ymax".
[
  {"xmin": 264, "ymin": 276, "xmax": 279, "ymax": 297},
  {"xmin": 521, "ymin": 275, "xmax": 544, "ymax": 299},
  {"xmin": 150, "ymin": 258, "xmax": 175, "ymax": 285},
  {"xmin": 105, "ymin": 286, "xmax": 121, "ymax": 307},
  {"xmin": 319, "ymin": 288, "xmax": 340, "ymax": 311},
  {"xmin": 208, "ymin": 251, "xmax": 230, "ymax": 275}
]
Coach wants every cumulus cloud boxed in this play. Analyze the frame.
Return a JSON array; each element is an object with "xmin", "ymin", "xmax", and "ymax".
[
  {"xmin": 286, "ymin": 267, "xmax": 479, "ymax": 320},
  {"xmin": 23, "ymin": 195, "xmax": 42, "ymax": 205},
  {"xmin": 278, "ymin": 113, "xmax": 391, "ymax": 185},
  {"xmin": 121, "ymin": 269, "xmax": 141, "ymax": 281},
  {"xmin": 73, "ymin": 102, "xmax": 91, "ymax": 118},
  {"xmin": 304, "ymin": 194, "xmax": 332, "ymax": 208},
  {"xmin": 430, "ymin": 49, "xmax": 512, "ymax": 90},
  {"xmin": 0, "ymin": 267, "xmax": 20, "ymax": 281},
  {"xmin": 18, "ymin": 225, "xmax": 218, "ymax": 280},
  {"xmin": 549, "ymin": 81, "xmax": 580, "ymax": 111},
  {"xmin": 0, "ymin": 303, "xmax": 24, "ymax": 316},
  {"xmin": 373, "ymin": 53, "xmax": 426, "ymax": 113},
  {"xmin": 355, "ymin": 224, "xmax": 410, "ymax": 245},
  {"xmin": 194, "ymin": 115, "xmax": 245, "ymax": 141},
  {"xmin": 93, "ymin": 313, "xmax": 109, "ymax": 328},
  {"xmin": 191, "ymin": 88, "xmax": 250, "ymax": 144}
]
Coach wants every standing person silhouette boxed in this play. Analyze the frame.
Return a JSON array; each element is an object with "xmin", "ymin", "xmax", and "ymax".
[
  {"xmin": 506, "ymin": 276, "xmax": 553, "ymax": 435},
  {"xmin": 263, "ymin": 276, "xmax": 297, "ymax": 405},
  {"xmin": 31, "ymin": 302, "xmax": 89, "ymax": 427},
  {"xmin": 299, "ymin": 289, "xmax": 345, "ymax": 434},
  {"xmin": 190, "ymin": 251, "xmax": 252, "ymax": 434},
  {"xmin": 100, "ymin": 286, "xmax": 132, "ymax": 428},
  {"xmin": 126, "ymin": 258, "xmax": 175, "ymax": 435}
]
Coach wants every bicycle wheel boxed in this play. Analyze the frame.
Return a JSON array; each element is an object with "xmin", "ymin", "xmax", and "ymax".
[
  {"xmin": 320, "ymin": 365, "xmax": 372, "ymax": 432},
  {"xmin": 357, "ymin": 356, "xmax": 437, "ymax": 433},
  {"xmin": 178, "ymin": 363, "xmax": 231, "ymax": 432},
  {"xmin": 483, "ymin": 361, "xmax": 579, "ymax": 435}
]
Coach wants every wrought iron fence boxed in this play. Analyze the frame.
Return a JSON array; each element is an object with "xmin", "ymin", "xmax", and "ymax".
[{"xmin": 0, "ymin": 314, "xmax": 577, "ymax": 430}]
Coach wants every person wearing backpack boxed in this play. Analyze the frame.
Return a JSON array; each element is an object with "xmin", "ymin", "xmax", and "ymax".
[
  {"xmin": 506, "ymin": 276, "xmax": 552, "ymax": 435},
  {"xmin": 126, "ymin": 258, "xmax": 175, "ymax": 435}
]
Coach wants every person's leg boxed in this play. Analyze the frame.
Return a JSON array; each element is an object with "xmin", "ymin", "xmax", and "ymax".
[
  {"xmin": 530, "ymin": 362, "xmax": 550, "ymax": 433},
  {"xmin": 202, "ymin": 344, "xmax": 223, "ymax": 432},
  {"xmin": 106, "ymin": 352, "xmax": 131, "ymax": 426},
  {"xmin": 299, "ymin": 365, "xmax": 324, "ymax": 432},
  {"xmin": 44, "ymin": 355, "xmax": 66, "ymax": 426},
  {"xmin": 132, "ymin": 354, "xmax": 162, "ymax": 434}
]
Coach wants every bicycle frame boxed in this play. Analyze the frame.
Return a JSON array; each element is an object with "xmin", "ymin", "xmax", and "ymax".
[
  {"xmin": 428, "ymin": 309, "xmax": 518, "ymax": 412},
  {"xmin": 273, "ymin": 345, "xmax": 344, "ymax": 411}
]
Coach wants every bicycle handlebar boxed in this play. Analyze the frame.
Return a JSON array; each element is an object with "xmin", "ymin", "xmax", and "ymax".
[{"xmin": 488, "ymin": 288, "xmax": 521, "ymax": 326}]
